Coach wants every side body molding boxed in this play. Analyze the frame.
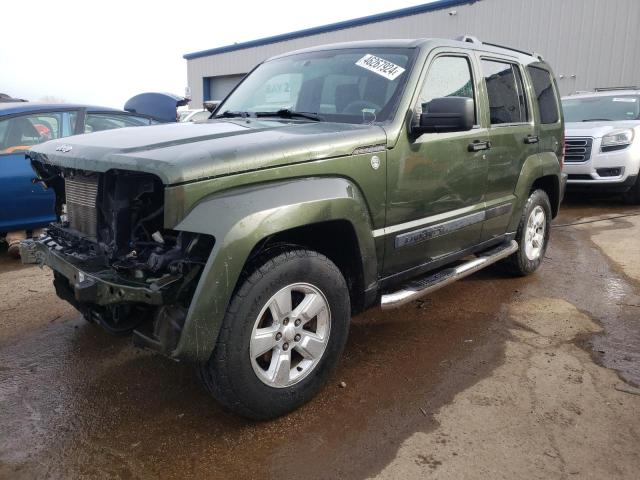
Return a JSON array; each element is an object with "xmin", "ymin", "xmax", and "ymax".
[{"xmin": 171, "ymin": 177, "xmax": 377, "ymax": 361}]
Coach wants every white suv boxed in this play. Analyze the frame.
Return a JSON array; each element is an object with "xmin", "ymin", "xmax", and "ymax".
[{"xmin": 562, "ymin": 88, "xmax": 640, "ymax": 203}]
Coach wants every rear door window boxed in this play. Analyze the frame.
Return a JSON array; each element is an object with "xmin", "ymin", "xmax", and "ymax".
[
  {"xmin": 481, "ymin": 60, "xmax": 528, "ymax": 124},
  {"xmin": 528, "ymin": 66, "xmax": 560, "ymax": 124}
]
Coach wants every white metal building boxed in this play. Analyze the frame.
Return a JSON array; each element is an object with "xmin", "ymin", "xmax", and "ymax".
[{"xmin": 184, "ymin": 0, "xmax": 640, "ymax": 107}]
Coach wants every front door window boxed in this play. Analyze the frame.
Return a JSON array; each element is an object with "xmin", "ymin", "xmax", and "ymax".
[{"xmin": 417, "ymin": 55, "xmax": 476, "ymax": 122}]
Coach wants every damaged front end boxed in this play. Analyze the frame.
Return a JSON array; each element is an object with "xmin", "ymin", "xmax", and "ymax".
[{"xmin": 22, "ymin": 160, "xmax": 214, "ymax": 355}]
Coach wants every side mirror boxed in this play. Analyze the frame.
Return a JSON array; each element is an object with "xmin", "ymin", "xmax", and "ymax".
[{"xmin": 412, "ymin": 96, "xmax": 474, "ymax": 135}]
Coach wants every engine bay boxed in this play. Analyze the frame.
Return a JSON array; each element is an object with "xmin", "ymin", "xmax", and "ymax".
[
  {"xmin": 27, "ymin": 160, "xmax": 215, "ymax": 348},
  {"xmin": 33, "ymin": 165, "xmax": 213, "ymax": 287}
]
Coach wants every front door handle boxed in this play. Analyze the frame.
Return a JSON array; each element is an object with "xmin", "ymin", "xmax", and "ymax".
[
  {"xmin": 524, "ymin": 135, "xmax": 539, "ymax": 144},
  {"xmin": 468, "ymin": 140, "xmax": 491, "ymax": 152}
]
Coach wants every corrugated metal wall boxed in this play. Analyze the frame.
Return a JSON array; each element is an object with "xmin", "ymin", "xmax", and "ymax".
[
  {"xmin": 186, "ymin": 0, "xmax": 640, "ymax": 106},
  {"xmin": 208, "ymin": 74, "xmax": 246, "ymax": 101}
]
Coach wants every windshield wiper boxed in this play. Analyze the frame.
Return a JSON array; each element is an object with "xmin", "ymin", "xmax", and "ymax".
[
  {"xmin": 213, "ymin": 110, "xmax": 253, "ymax": 119},
  {"xmin": 255, "ymin": 109, "xmax": 322, "ymax": 121},
  {"xmin": 581, "ymin": 118, "xmax": 612, "ymax": 122}
]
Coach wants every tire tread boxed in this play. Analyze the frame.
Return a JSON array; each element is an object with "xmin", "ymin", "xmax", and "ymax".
[
  {"xmin": 504, "ymin": 189, "xmax": 552, "ymax": 276},
  {"xmin": 198, "ymin": 248, "xmax": 347, "ymax": 420}
]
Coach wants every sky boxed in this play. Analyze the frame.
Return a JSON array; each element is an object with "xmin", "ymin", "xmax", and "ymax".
[{"xmin": 1, "ymin": 0, "xmax": 433, "ymax": 109}]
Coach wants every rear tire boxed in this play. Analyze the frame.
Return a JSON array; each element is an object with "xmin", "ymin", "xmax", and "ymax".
[
  {"xmin": 199, "ymin": 249, "xmax": 350, "ymax": 420},
  {"xmin": 504, "ymin": 189, "xmax": 552, "ymax": 276}
]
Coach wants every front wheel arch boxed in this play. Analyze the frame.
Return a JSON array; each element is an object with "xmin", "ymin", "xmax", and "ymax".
[
  {"xmin": 244, "ymin": 219, "xmax": 367, "ymax": 315},
  {"xmin": 171, "ymin": 177, "xmax": 378, "ymax": 362}
]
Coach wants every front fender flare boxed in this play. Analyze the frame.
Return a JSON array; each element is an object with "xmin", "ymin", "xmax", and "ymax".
[{"xmin": 171, "ymin": 177, "xmax": 377, "ymax": 362}]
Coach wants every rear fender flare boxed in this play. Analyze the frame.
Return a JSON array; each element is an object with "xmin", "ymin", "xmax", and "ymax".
[{"xmin": 508, "ymin": 152, "xmax": 560, "ymax": 231}]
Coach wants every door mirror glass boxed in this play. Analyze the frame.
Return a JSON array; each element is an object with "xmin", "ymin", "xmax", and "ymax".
[{"xmin": 414, "ymin": 96, "xmax": 475, "ymax": 134}]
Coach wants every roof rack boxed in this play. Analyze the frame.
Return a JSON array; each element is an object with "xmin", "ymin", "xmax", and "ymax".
[
  {"xmin": 483, "ymin": 41, "xmax": 537, "ymax": 58},
  {"xmin": 455, "ymin": 35, "xmax": 544, "ymax": 60},
  {"xmin": 594, "ymin": 86, "xmax": 639, "ymax": 92},
  {"xmin": 455, "ymin": 35, "xmax": 481, "ymax": 45}
]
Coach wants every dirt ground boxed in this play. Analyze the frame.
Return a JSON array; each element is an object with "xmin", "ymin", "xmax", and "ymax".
[{"xmin": 1, "ymin": 196, "xmax": 639, "ymax": 480}]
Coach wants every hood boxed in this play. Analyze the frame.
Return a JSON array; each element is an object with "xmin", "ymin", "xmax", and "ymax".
[
  {"xmin": 29, "ymin": 119, "xmax": 387, "ymax": 185},
  {"xmin": 565, "ymin": 120, "xmax": 640, "ymax": 138}
]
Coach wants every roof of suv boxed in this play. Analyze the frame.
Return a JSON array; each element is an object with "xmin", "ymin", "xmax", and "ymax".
[{"xmin": 268, "ymin": 38, "xmax": 543, "ymax": 64}]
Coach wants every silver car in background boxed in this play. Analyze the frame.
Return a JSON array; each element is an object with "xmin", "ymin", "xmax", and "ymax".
[
  {"xmin": 179, "ymin": 109, "xmax": 211, "ymax": 122},
  {"xmin": 562, "ymin": 87, "xmax": 640, "ymax": 203}
]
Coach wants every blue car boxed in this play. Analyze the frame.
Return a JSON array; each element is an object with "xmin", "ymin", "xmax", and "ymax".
[{"xmin": 0, "ymin": 94, "xmax": 187, "ymax": 240}]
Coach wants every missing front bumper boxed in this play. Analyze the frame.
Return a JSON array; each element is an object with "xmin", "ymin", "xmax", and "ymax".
[{"xmin": 20, "ymin": 237, "xmax": 167, "ymax": 306}]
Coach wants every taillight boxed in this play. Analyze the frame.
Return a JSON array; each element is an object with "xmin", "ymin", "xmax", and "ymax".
[{"xmin": 559, "ymin": 134, "xmax": 565, "ymax": 169}]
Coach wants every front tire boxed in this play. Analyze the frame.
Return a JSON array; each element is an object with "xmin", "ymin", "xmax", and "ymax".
[
  {"xmin": 504, "ymin": 189, "xmax": 552, "ymax": 276},
  {"xmin": 623, "ymin": 174, "xmax": 640, "ymax": 204},
  {"xmin": 199, "ymin": 249, "xmax": 350, "ymax": 420}
]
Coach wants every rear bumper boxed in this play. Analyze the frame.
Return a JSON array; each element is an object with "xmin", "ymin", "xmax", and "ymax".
[{"xmin": 20, "ymin": 236, "xmax": 167, "ymax": 306}]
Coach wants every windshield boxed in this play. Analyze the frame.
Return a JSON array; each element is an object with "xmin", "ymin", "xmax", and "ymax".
[
  {"xmin": 562, "ymin": 95, "xmax": 640, "ymax": 122},
  {"xmin": 216, "ymin": 47, "xmax": 417, "ymax": 124}
]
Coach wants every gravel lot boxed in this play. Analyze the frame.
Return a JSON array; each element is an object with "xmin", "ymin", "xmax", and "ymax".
[{"xmin": 1, "ymin": 197, "xmax": 639, "ymax": 479}]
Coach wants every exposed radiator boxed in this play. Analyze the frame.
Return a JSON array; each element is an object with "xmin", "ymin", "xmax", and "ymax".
[{"xmin": 65, "ymin": 174, "xmax": 99, "ymax": 237}]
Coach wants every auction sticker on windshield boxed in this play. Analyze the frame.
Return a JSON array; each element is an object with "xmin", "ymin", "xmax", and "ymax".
[{"xmin": 356, "ymin": 54, "xmax": 405, "ymax": 80}]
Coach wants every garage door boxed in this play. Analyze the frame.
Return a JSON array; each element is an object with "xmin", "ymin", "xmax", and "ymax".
[{"xmin": 207, "ymin": 74, "xmax": 247, "ymax": 101}]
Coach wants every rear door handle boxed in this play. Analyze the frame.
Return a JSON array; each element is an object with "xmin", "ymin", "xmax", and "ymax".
[
  {"xmin": 468, "ymin": 140, "xmax": 491, "ymax": 152},
  {"xmin": 524, "ymin": 135, "xmax": 539, "ymax": 144}
]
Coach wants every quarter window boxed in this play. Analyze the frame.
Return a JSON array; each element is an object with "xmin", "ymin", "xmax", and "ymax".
[
  {"xmin": 481, "ymin": 60, "xmax": 528, "ymax": 125},
  {"xmin": 528, "ymin": 66, "xmax": 560, "ymax": 124},
  {"xmin": 419, "ymin": 56, "xmax": 475, "ymax": 121}
]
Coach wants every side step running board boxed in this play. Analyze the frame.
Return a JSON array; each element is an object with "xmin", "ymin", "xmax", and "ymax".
[{"xmin": 380, "ymin": 240, "xmax": 518, "ymax": 309}]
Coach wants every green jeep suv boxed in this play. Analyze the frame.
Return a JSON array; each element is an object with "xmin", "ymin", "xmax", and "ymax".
[{"xmin": 22, "ymin": 36, "xmax": 565, "ymax": 419}]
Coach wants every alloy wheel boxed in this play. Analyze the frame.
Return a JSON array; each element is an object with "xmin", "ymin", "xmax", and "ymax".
[{"xmin": 250, "ymin": 283, "xmax": 331, "ymax": 388}]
